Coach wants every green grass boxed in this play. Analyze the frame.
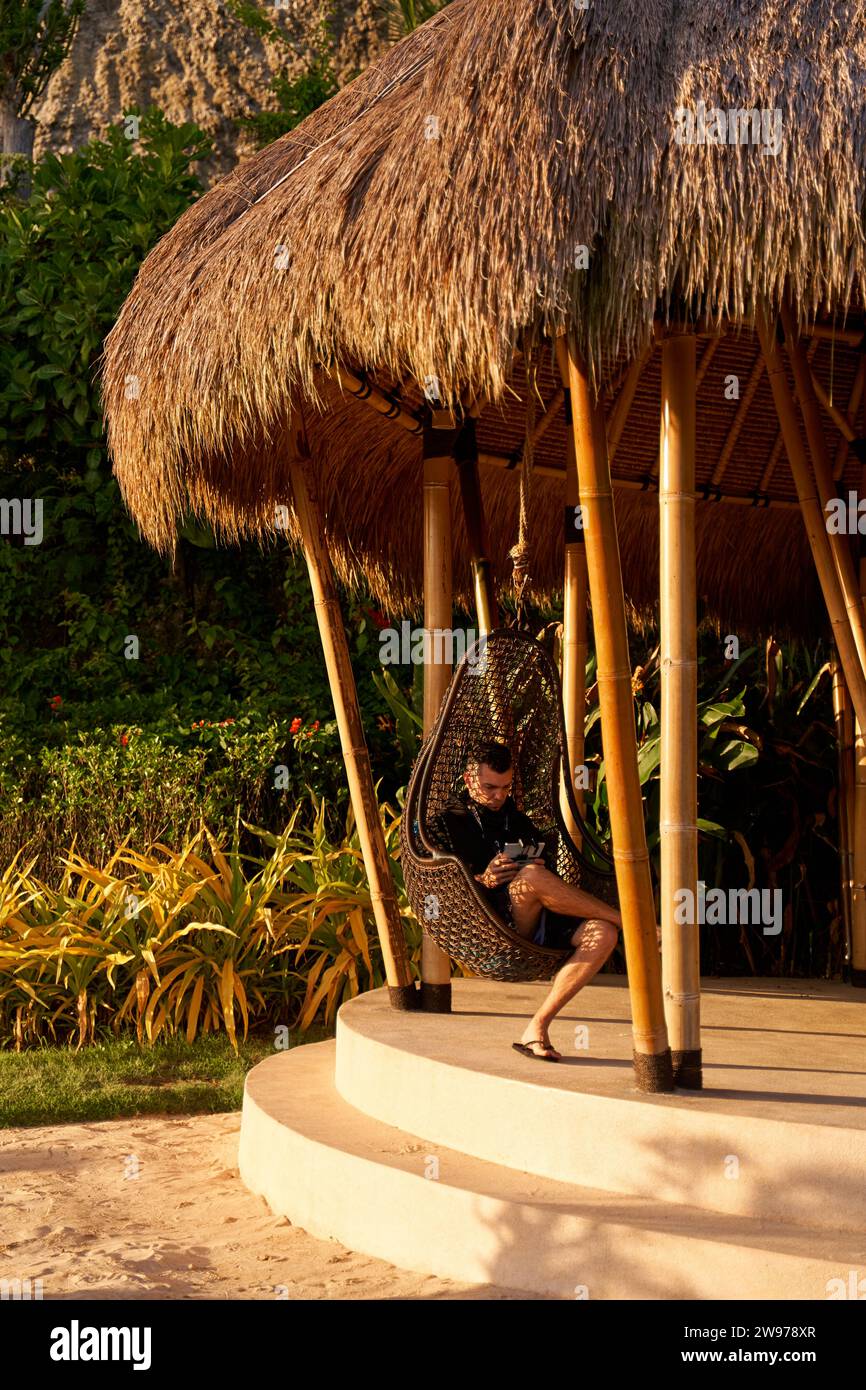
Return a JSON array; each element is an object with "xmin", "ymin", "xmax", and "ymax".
[{"xmin": 0, "ymin": 1027, "xmax": 333, "ymax": 1129}]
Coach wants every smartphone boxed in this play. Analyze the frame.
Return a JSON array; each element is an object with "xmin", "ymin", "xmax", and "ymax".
[{"xmin": 503, "ymin": 840, "xmax": 545, "ymax": 863}]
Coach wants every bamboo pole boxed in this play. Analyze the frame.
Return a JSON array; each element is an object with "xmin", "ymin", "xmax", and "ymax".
[
  {"xmin": 553, "ymin": 339, "xmax": 588, "ymax": 842},
  {"xmin": 733, "ymin": 319, "xmax": 866, "ymax": 346},
  {"xmin": 808, "ymin": 367, "xmax": 858, "ymax": 444},
  {"xmin": 565, "ymin": 334, "xmax": 673, "ymax": 1091},
  {"xmin": 326, "ymin": 370, "xmax": 802, "ymax": 510},
  {"xmin": 475, "ymin": 450, "xmax": 801, "ymax": 508},
  {"xmin": 711, "ymin": 353, "xmax": 764, "ymax": 485},
  {"xmin": 833, "ymin": 357, "xmax": 866, "ymax": 480},
  {"xmin": 288, "ymin": 442, "xmax": 416, "ymax": 1006},
  {"xmin": 756, "ymin": 309, "xmax": 866, "ymax": 733},
  {"xmin": 608, "ymin": 344, "xmax": 652, "ymax": 462},
  {"xmin": 779, "ymin": 300, "xmax": 866, "ymax": 684},
  {"xmin": 560, "ymin": 386, "xmax": 588, "ymax": 841},
  {"xmin": 853, "ymin": 461, "xmax": 866, "ymax": 984},
  {"xmin": 333, "ymin": 365, "xmax": 423, "ymax": 435},
  {"xmin": 455, "ymin": 419, "xmax": 498, "ymax": 632},
  {"xmin": 420, "ymin": 426, "xmax": 455, "ymax": 1009},
  {"xmin": 659, "ymin": 331, "xmax": 701, "ymax": 1089},
  {"xmin": 830, "ymin": 652, "xmax": 855, "ymax": 969}
]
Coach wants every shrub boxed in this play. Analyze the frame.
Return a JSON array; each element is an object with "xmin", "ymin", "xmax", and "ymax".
[
  {"xmin": 0, "ymin": 711, "xmax": 353, "ymax": 885},
  {"xmin": 0, "ymin": 793, "xmax": 425, "ymax": 1051}
]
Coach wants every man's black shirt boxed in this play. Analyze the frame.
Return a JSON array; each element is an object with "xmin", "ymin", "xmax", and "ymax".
[
  {"xmin": 434, "ymin": 788, "xmax": 544, "ymax": 876},
  {"xmin": 431, "ymin": 788, "xmax": 570, "ymax": 942}
]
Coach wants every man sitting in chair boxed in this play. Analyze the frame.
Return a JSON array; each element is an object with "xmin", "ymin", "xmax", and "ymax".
[{"xmin": 436, "ymin": 740, "xmax": 622, "ymax": 1062}]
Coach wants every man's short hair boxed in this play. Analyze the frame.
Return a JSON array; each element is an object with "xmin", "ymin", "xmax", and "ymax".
[{"xmin": 469, "ymin": 741, "xmax": 512, "ymax": 774}]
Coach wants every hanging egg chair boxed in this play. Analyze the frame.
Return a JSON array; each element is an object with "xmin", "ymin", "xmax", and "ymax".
[{"xmin": 400, "ymin": 628, "xmax": 618, "ymax": 982}]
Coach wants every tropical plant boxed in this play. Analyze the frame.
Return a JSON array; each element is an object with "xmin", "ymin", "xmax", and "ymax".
[
  {"xmin": 0, "ymin": 0, "xmax": 85, "ymax": 177},
  {"xmin": 580, "ymin": 633, "xmax": 842, "ymax": 977},
  {"xmin": 0, "ymin": 792, "xmax": 426, "ymax": 1051},
  {"xmin": 227, "ymin": 2, "xmax": 339, "ymax": 149},
  {"xmin": 370, "ymin": 666, "xmax": 424, "ymax": 772},
  {"xmin": 375, "ymin": 0, "xmax": 450, "ymax": 40},
  {"xmin": 0, "ymin": 108, "xmax": 210, "ymax": 475}
]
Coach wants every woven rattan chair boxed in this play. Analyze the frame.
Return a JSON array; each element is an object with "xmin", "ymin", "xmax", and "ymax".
[{"xmin": 400, "ymin": 629, "xmax": 619, "ymax": 982}]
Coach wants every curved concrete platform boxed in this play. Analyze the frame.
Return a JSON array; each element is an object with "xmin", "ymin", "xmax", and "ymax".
[
  {"xmin": 335, "ymin": 978, "xmax": 866, "ymax": 1233},
  {"xmin": 238, "ymin": 1039, "xmax": 866, "ymax": 1299}
]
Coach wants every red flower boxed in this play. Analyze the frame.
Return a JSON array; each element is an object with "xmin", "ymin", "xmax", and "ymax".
[
  {"xmin": 369, "ymin": 609, "xmax": 390, "ymax": 630},
  {"xmin": 120, "ymin": 733, "xmax": 129, "ymax": 747},
  {"xmin": 49, "ymin": 695, "xmax": 62, "ymax": 708},
  {"xmin": 311, "ymin": 720, "xmax": 320, "ymax": 731},
  {"xmin": 290, "ymin": 717, "xmax": 302, "ymax": 733}
]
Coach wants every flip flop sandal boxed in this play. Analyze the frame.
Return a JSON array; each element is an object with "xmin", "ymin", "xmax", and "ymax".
[{"xmin": 512, "ymin": 1040, "xmax": 561, "ymax": 1063}]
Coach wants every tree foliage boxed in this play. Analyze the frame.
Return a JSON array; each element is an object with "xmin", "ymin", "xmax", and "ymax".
[{"xmin": 0, "ymin": 0, "xmax": 85, "ymax": 117}]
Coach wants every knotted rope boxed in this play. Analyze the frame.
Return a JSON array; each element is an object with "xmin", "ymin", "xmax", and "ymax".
[{"xmin": 509, "ymin": 343, "xmax": 538, "ymax": 629}]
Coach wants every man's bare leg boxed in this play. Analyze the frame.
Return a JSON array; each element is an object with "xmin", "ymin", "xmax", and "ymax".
[
  {"xmin": 507, "ymin": 865, "xmax": 620, "ymax": 1060},
  {"xmin": 508, "ymin": 863, "xmax": 621, "ymax": 934},
  {"xmin": 518, "ymin": 919, "xmax": 618, "ymax": 1058}
]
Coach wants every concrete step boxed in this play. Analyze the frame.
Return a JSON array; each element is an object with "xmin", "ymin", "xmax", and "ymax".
[
  {"xmin": 334, "ymin": 978, "xmax": 866, "ymax": 1233},
  {"xmin": 238, "ymin": 1041, "xmax": 866, "ymax": 1299}
]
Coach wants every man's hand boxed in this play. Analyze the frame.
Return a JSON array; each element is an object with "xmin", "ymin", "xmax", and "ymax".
[{"xmin": 475, "ymin": 853, "xmax": 521, "ymax": 889}]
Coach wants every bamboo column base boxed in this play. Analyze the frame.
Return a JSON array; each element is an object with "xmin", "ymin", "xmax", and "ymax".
[
  {"xmin": 631, "ymin": 1051, "xmax": 676, "ymax": 1090},
  {"xmin": 389, "ymin": 984, "xmax": 422, "ymax": 1009},
  {"xmin": 671, "ymin": 1049, "xmax": 703, "ymax": 1089},
  {"xmin": 418, "ymin": 983, "xmax": 453, "ymax": 1011}
]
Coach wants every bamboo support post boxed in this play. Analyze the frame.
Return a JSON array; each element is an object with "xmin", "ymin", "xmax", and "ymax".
[
  {"xmin": 808, "ymin": 367, "xmax": 858, "ymax": 445},
  {"xmin": 779, "ymin": 300, "xmax": 866, "ymax": 682},
  {"xmin": 555, "ymin": 341, "xmax": 587, "ymax": 842},
  {"xmin": 756, "ymin": 310, "xmax": 866, "ymax": 733},
  {"xmin": 833, "ymin": 357, "xmax": 866, "ymax": 480},
  {"xmin": 854, "ymin": 462, "xmax": 866, "ymax": 984},
  {"xmin": 289, "ymin": 443, "xmax": 416, "ymax": 1007},
  {"xmin": 565, "ymin": 334, "xmax": 674, "ymax": 1091},
  {"xmin": 455, "ymin": 419, "xmax": 498, "ymax": 633},
  {"xmin": 333, "ymin": 365, "xmax": 423, "ymax": 435},
  {"xmin": 420, "ymin": 423, "xmax": 455, "ymax": 1009},
  {"xmin": 733, "ymin": 318, "xmax": 866, "ymax": 347},
  {"xmin": 608, "ymin": 344, "xmax": 652, "ymax": 462},
  {"xmin": 476, "ymin": 450, "xmax": 802, "ymax": 507},
  {"xmin": 830, "ymin": 653, "xmax": 855, "ymax": 969},
  {"xmin": 659, "ymin": 331, "xmax": 701, "ymax": 1088}
]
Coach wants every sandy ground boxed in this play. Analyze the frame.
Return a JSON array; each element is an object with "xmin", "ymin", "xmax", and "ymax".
[{"xmin": 0, "ymin": 1112, "xmax": 535, "ymax": 1301}]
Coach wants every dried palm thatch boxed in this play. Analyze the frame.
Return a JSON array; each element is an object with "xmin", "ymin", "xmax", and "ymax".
[{"xmin": 101, "ymin": 0, "xmax": 866, "ymax": 635}]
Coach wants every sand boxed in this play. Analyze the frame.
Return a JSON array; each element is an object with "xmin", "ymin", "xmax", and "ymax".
[{"xmin": 0, "ymin": 1112, "xmax": 535, "ymax": 1301}]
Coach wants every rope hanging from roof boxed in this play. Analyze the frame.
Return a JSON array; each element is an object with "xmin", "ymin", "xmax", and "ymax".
[{"xmin": 509, "ymin": 338, "xmax": 537, "ymax": 628}]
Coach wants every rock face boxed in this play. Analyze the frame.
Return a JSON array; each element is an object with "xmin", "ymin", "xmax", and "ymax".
[{"xmin": 32, "ymin": 0, "xmax": 389, "ymax": 183}]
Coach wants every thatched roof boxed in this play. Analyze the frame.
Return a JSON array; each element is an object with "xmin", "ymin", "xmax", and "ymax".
[{"xmin": 101, "ymin": 0, "xmax": 866, "ymax": 635}]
